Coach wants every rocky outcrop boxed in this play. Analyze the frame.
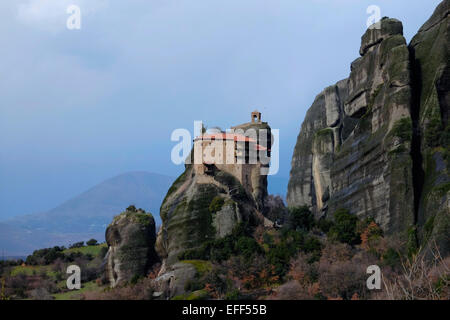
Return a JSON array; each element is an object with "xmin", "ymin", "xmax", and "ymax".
[
  {"xmin": 105, "ymin": 206, "xmax": 158, "ymax": 287},
  {"xmin": 154, "ymin": 155, "xmax": 265, "ymax": 298},
  {"xmin": 287, "ymin": 79, "xmax": 349, "ymax": 210},
  {"xmin": 287, "ymin": 8, "xmax": 449, "ymax": 247},
  {"xmin": 156, "ymin": 161, "xmax": 263, "ymax": 268},
  {"xmin": 409, "ymin": 0, "xmax": 450, "ymax": 254}
]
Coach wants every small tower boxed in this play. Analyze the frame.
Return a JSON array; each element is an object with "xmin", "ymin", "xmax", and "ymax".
[{"xmin": 251, "ymin": 110, "xmax": 261, "ymax": 123}]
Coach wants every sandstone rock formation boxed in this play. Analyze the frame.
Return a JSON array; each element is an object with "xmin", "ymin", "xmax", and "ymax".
[
  {"xmin": 156, "ymin": 161, "xmax": 264, "ymax": 269},
  {"xmin": 288, "ymin": 1, "xmax": 449, "ymax": 253},
  {"xmin": 152, "ymin": 161, "xmax": 265, "ymax": 298},
  {"xmin": 105, "ymin": 206, "xmax": 158, "ymax": 287},
  {"xmin": 154, "ymin": 126, "xmax": 271, "ymax": 297},
  {"xmin": 409, "ymin": 0, "xmax": 450, "ymax": 254}
]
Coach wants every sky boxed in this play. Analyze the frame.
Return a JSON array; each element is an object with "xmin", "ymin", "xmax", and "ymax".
[{"xmin": 0, "ymin": 0, "xmax": 442, "ymax": 219}]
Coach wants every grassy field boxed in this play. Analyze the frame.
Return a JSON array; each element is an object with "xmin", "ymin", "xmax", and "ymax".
[
  {"xmin": 63, "ymin": 243, "xmax": 107, "ymax": 256},
  {"xmin": 52, "ymin": 281, "xmax": 104, "ymax": 300},
  {"xmin": 10, "ymin": 265, "xmax": 58, "ymax": 278}
]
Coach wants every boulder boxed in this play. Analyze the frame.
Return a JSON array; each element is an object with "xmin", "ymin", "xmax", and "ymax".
[{"xmin": 105, "ymin": 206, "xmax": 158, "ymax": 287}]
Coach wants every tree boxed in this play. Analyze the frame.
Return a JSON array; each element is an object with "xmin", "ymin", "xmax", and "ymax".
[
  {"xmin": 86, "ymin": 239, "xmax": 98, "ymax": 246},
  {"xmin": 288, "ymin": 206, "xmax": 314, "ymax": 231},
  {"xmin": 69, "ymin": 241, "xmax": 84, "ymax": 249},
  {"xmin": 328, "ymin": 209, "xmax": 360, "ymax": 245}
]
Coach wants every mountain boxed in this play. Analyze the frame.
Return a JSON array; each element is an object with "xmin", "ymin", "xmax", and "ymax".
[
  {"xmin": 0, "ymin": 172, "xmax": 174, "ymax": 256},
  {"xmin": 287, "ymin": 1, "xmax": 449, "ymax": 255}
]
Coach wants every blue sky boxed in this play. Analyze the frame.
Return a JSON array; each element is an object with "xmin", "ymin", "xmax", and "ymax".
[{"xmin": 0, "ymin": 0, "xmax": 442, "ymax": 219}]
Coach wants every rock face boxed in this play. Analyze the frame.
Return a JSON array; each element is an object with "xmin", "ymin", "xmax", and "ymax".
[
  {"xmin": 409, "ymin": 0, "xmax": 450, "ymax": 254},
  {"xmin": 154, "ymin": 153, "xmax": 265, "ymax": 298},
  {"xmin": 105, "ymin": 206, "xmax": 158, "ymax": 287},
  {"xmin": 288, "ymin": 1, "xmax": 449, "ymax": 253},
  {"xmin": 156, "ymin": 162, "xmax": 263, "ymax": 268}
]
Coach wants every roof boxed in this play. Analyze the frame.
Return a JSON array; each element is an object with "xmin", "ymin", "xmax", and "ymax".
[
  {"xmin": 194, "ymin": 133, "xmax": 256, "ymax": 143},
  {"xmin": 194, "ymin": 133, "xmax": 268, "ymax": 151}
]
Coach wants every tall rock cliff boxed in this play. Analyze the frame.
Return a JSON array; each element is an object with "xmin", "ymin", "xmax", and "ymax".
[
  {"xmin": 154, "ymin": 117, "xmax": 273, "ymax": 297},
  {"xmin": 409, "ymin": 0, "xmax": 450, "ymax": 254},
  {"xmin": 288, "ymin": 1, "xmax": 449, "ymax": 252},
  {"xmin": 156, "ymin": 160, "xmax": 264, "ymax": 269}
]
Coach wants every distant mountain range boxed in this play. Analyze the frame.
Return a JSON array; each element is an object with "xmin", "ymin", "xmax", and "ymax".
[{"xmin": 0, "ymin": 172, "xmax": 174, "ymax": 256}]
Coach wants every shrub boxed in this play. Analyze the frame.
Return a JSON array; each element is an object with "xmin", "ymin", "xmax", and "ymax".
[
  {"xmin": 382, "ymin": 248, "xmax": 401, "ymax": 268},
  {"xmin": 235, "ymin": 237, "xmax": 262, "ymax": 257},
  {"xmin": 86, "ymin": 239, "xmax": 98, "ymax": 246},
  {"xmin": 317, "ymin": 218, "xmax": 334, "ymax": 233},
  {"xmin": 26, "ymin": 246, "xmax": 65, "ymax": 265},
  {"xmin": 126, "ymin": 205, "xmax": 137, "ymax": 212},
  {"xmin": 69, "ymin": 242, "xmax": 85, "ymax": 249},
  {"xmin": 288, "ymin": 206, "xmax": 314, "ymax": 231},
  {"xmin": 209, "ymin": 196, "xmax": 225, "ymax": 213},
  {"xmin": 328, "ymin": 209, "xmax": 361, "ymax": 245},
  {"xmin": 317, "ymin": 242, "xmax": 372, "ymax": 300}
]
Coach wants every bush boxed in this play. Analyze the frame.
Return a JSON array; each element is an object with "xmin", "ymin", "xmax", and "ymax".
[
  {"xmin": 86, "ymin": 239, "xmax": 98, "ymax": 246},
  {"xmin": 26, "ymin": 246, "xmax": 65, "ymax": 265},
  {"xmin": 178, "ymin": 223, "xmax": 260, "ymax": 262},
  {"xmin": 209, "ymin": 196, "xmax": 225, "ymax": 213},
  {"xmin": 382, "ymin": 248, "xmax": 401, "ymax": 268},
  {"xmin": 69, "ymin": 242, "xmax": 85, "ymax": 249},
  {"xmin": 317, "ymin": 243, "xmax": 371, "ymax": 300},
  {"xmin": 288, "ymin": 206, "xmax": 314, "ymax": 231},
  {"xmin": 235, "ymin": 237, "xmax": 262, "ymax": 258},
  {"xmin": 317, "ymin": 218, "xmax": 334, "ymax": 233},
  {"xmin": 327, "ymin": 209, "xmax": 361, "ymax": 245},
  {"xmin": 127, "ymin": 205, "xmax": 137, "ymax": 212}
]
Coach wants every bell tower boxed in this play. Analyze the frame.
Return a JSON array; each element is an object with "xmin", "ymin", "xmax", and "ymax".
[{"xmin": 251, "ymin": 110, "xmax": 261, "ymax": 123}]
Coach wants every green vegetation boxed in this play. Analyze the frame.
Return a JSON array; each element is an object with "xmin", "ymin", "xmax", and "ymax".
[
  {"xmin": 433, "ymin": 182, "xmax": 450, "ymax": 197},
  {"xmin": 287, "ymin": 206, "xmax": 315, "ymax": 231},
  {"xmin": 162, "ymin": 170, "xmax": 188, "ymax": 205},
  {"xmin": 172, "ymin": 289, "xmax": 209, "ymax": 300},
  {"xmin": 314, "ymin": 128, "xmax": 333, "ymax": 138},
  {"xmin": 368, "ymin": 84, "xmax": 384, "ymax": 110},
  {"xmin": 86, "ymin": 239, "xmax": 98, "ymax": 246},
  {"xmin": 209, "ymin": 196, "xmax": 225, "ymax": 213},
  {"xmin": 327, "ymin": 209, "xmax": 361, "ymax": 245},
  {"xmin": 63, "ymin": 243, "xmax": 107, "ymax": 257},
  {"xmin": 186, "ymin": 184, "xmax": 218, "ymax": 241},
  {"xmin": 178, "ymin": 223, "xmax": 261, "ymax": 262},
  {"xmin": 10, "ymin": 265, "xmax": 57, "ymax": 278},
  {"xmin": 407, "ymin": 225, "xmax": 419, "ymax": 257},
  {"xmin": 424, "ymin": 216, "xmax": 436, "ymax": 241},
  {"xmin": 425, "ymin": 113, "xmax": 445, "ymax": 148},
  {"xmin": 52, "ymin": 281, "xmax": 102, "ymax": 300},
  {"xmin": 112, "ymin": 206, "xmax": 154, "ymax": 227},
  {"xmin": 181, "ymin": 260, "xmax": 212, "ymax": 275},
  {"xmin": 390, "ymin": 118, "xmax": 412, "ymax": 141}
]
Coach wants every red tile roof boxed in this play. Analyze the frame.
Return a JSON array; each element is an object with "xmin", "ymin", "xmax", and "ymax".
[
  {"xmin": 195, "ymin": 133, "xmax": 268, "ymax": 152},
  {"xmin": 195, "ymin": 133, "xmax": 256, "ymax": 142}
]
